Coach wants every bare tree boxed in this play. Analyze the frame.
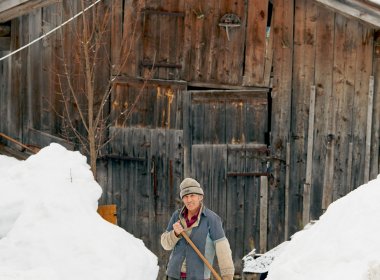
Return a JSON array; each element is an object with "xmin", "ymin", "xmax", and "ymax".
[{"xmin": 55, "ymin": 0, "xmax": 149, "ymax": 178}]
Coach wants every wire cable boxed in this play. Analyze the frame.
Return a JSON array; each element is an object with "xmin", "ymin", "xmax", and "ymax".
[{"xmin": 0, "ymin": 0, "xmax": 102, "ymax": 62}]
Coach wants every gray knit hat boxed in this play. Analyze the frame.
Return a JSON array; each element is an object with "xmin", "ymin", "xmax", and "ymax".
[{"xmin": 179, "ymin": 178, "xmax": 204, "ymax": 199}]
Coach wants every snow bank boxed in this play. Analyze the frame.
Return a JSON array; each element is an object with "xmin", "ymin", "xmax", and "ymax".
[
  {"xmin": 0, "ymin": 143, "xmax": 158, "ymax": 280},
  {"xmin": 266, "ymin": 176, "xmax": 380, "ymax": 280}
]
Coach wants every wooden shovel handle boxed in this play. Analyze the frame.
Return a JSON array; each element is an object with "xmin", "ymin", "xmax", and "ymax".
[{"xmin": 181, "ymin": 231, "xmax": 222, "ymax": 280}]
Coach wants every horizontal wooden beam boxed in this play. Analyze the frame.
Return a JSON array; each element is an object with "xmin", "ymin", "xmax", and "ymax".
[
  {"xmin": 100, "ymin": 154, "xmax": 146, "ymax": 161},
  {"xmin": 227, "ymin": 172, "xmax": 270, "ymax": 177},
  {"xmin": 141, "ymin": 9, "xmax": 185, "ymax": 17},
  {"xmin": 113, "ymin": 76, "xmax": 188, "ymax": 88},
  {"xmin": 314, "ymin": 0, "xmax": 380, "ymax": 28},
  {"xmin": 0, "ymin": 0, "xmax": 61, "ymax": 23},
  {"xmin": 188, "ymin": 81, "xmax": 269, "ymax": 91},
  {"xmin": 0, "ymin": 0, "xmax": 30, "ymax": 13}
]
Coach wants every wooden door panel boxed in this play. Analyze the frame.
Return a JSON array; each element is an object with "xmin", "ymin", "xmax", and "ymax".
[
  {"xmin": 108, "ymin": 126, "xmax": 183, "ymax": 278},
  {"xmin": 111, "ymin": 77, "xmax": 186, "ymax": 129},
  {"xmin": 141, "ymin": 9, "xmax": 185, "ymax": 80},
  {"xmin": 190, "ymin": 90, "xmax": 268, "ymax": 145},
  {"xmin": 191, "ymin": 144, "xmax": 267, "ymax": 273}
]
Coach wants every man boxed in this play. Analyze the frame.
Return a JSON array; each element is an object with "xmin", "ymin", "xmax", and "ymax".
[{"xmin": 161, "ymin": 178, "xmax": 235, "ymax": 280}]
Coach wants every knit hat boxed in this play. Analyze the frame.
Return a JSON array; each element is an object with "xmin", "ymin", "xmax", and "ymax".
[{"xmin": 179, "ymin": 178, "xmax": 204, "ymax": 199}]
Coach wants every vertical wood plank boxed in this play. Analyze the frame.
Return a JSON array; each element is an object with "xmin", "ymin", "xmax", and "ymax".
[
  {"xmin": 173, "ymin": 129, "xmax": 184, "ymax": 211},
  {"xmin": 243, "ymin": 0, "xmax": 269, "ymax": 86},
  {"xmin": 313, "ymin": 5, "xmax": 334, "ymax": 217},
  {"xmin": 226, "ymin": 145, "xmax": 246, "ymax": 270},
  {"xmin": 150, "ymin": 128, "xmax": 166, "ymax": 274},
  {"xmin": 292, "ymin": 0, "xmax": 307, "ymax": 228},
  {"xmin": 244, "ymin": 149, "xmax": 261, "ymax": 256},
  {"xmin": 321, "ymin": 135, "xmax": 335, "ymax": 211},
  {"xmin": 109, "ymin": 127, "xmax": 123, "ymax": 227},
  {"xmin": 244, "ymin": 96, "xmax": 268, "ymax": 144},
  {"xmin": 347, "ymin": 142, "xmax": 353, "ymax": 192},
  {"xmin": 284, "ymin": 142, "xmax": 290, "ymax": 240},
  {"xmin": 183, "ymin": 90, "xmax": 192, "ymax": 177},
  {"xmin": 106, "ymin": 128, "xmax": 115, "ymax": 206},
  {"xmin": 174, "ymin": 86, "xmax": 182, "ymax": 130},
  {"xmin": 0, "ymin": 50, "xmax": 10, "ymax": 135},
  {"xmin": 41, "ymin": 4, "xmax": 54, "ymax": 132},
  {"xmin": 111, "ymin": 0, "xmax": 122, "ymax": 74},
  {"xmin": 191, "ymin": 95, "xmax": 205, "ymax": 145},
  {"xmin": 302, "ymin": 85, "xmax": 316, "ymax": 226},
  {"xmin": 350, "ymin": 24, "xmax": 372, "ymax": 189},
  {"xmin": 211, "ymin": 145, "xmax": 228, "ymax": 219},
  {"xmin": 121, "ymin": 128, "xmax": 133, "ymax": 231},
  {"xmin": 138, "ymin": 128, "xmax": 151, "ymax": 247},
  {"xmin": 269, "ymin": 0, "xmax": 294, "ymax": 247},
  {"xmin": 263, "ymin": 12, "xmax": 274, "ymax": 87},
  {"xmin": 204, "ymin": 0, "xmax": 218, "ymax": 82},
  {"xmin": 158, "ymin": 13, "xmax": 170, "ymax": 79},
  {"xmin": 204, "ymin": 99, "xmax": 226, "ymax": 144},
  {"xmin": 9, "ymin": 17, "xmax": 22, "ymax": 142},
  {"xmin": 259, "ymin": 176, "xmax": 268, "ymax": 253},
  {"xmin": 121, "ymin": 0, "xmax": 143, "ymax": 76},
  {"xmin": 225, "ymin": 100, "xmax": 244, "ymax": 144},
  {"xmin": 28, "ymin": 9, "xmax": 43, "ymax": 133},
  {"xmin": 322, "ymin": 13, "xmax": 349, "ymax": 211},
  {"xmin": 364, "ymin": 75, "xmax": 374, "ymax": 183},
  {"xmin": 372, "ymin": 32, "xmax": 380, "ymax": 180},
  {"xmin": 334, "ymin": 18, "xmax": 357, "ymax": 199}
]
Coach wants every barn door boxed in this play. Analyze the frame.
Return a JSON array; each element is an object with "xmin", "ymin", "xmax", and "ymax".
[
  {"xmin": 184, "ymin": 89, "xmax": 270, "ymax": 271},
  {"xmin": 126, "ymin": 0, "xmax": 271, "ymax": 86},
  {"xmin": 140, "ymin": 8, "xmax": 185, "ymax": 80},
  {"xmin": 107, "ymin": 126, "xmax": 183, "ymax": 274}
]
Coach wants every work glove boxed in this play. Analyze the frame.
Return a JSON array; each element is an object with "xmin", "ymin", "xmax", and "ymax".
[{"xmin": 222, "ymin": 275, "xmax": 234, "ymax": 280}]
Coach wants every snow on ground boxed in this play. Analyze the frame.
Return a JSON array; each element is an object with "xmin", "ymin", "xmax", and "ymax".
[
  {"xmin": 264, "ymin": 176, "xmax": 380, "ymax": 280},
  {"xmin": 0, "ymin": 143, "xmax": 158, "ymax": 280}
]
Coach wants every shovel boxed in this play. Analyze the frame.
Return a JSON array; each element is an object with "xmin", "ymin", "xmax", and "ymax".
[{"xmin": 180, "ymin": 231, "xmax": 222, "ymax": 280}]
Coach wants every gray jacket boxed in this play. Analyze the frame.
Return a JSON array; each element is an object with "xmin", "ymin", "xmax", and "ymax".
[{"xmin": 161, "ymin": 206, "xmax": 234, "ymax": 280}]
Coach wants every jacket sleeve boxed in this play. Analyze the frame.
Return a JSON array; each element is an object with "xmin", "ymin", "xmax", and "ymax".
[
  {"xmin": 161, "ymin": 230, "xmax": 181, "ymax": 250},
  {"xmin": 215, "ymin": 238, "xmax": 235, "ymax": 278},
  {"xmin": 161, "ymin": 211, "xmax": 181, "ymax": 250}
]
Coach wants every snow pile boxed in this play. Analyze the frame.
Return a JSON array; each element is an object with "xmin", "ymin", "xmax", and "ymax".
[
  {"xmin": 0, "ymin": 143, "xmax": 158, "ymax": 280},
  {"xmin": 266, "ymin": 176, "xmax": 380, "ymax": 280}
]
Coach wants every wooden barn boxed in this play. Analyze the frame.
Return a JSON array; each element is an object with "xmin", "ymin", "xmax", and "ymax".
[{"xmin": 1, "ymin": 0, "xmax": 380, "ymax": 278}]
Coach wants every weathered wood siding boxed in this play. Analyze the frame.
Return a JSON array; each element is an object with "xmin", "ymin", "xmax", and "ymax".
[
  {"xmin": 286, "ymin": 0, "xmax": 378, "ymax": 237},
  {"xmin": 189, "ymin": 90, "xmax": 268, "ymax": 145},
  {"xmin": 111, "ymin": 78, "xmax": 186, "ymax": 129},
  {"xmin": 118, "ymin": 0, "xmax": 272, "ymax": 86},
  {"xmin": 106, "ymin": 85, "xmax": 269, "ymax": 277},
  {"xmin": 0, "ymin": 0, "xmax": 112, "ymax": 145},
  {"xmin": 184, "ymin": 89, "xmax": 269, "ymax": 272},
  {"xmin": 105, "ymin": 126, "xmax": 184, "ymax": 279},
  {"xmin": 269, "ymin": 0, "xmax": 294, "ymax": 247},
  {"xmin": 191, "ymin": 144, "xmax": 268, "ymax": 271}
]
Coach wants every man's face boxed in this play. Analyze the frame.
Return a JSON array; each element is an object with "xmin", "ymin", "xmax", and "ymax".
[{"xmin": 182, "ymin": 193, "xmax": 203, "ymax": 212}]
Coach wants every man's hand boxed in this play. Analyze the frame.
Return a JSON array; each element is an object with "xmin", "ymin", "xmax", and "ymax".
[{"xmin": 173, "ymin": 221, "xmax": 184, "ymax": 236}]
